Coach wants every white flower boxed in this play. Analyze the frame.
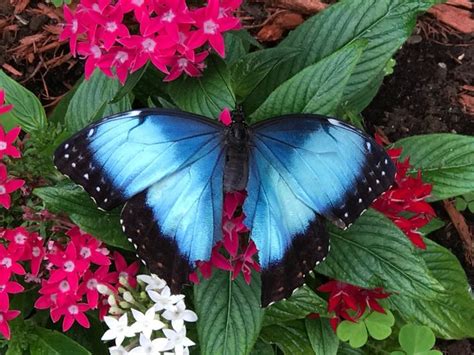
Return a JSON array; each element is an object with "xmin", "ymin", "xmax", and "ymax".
[
  {"xmin": 128, "ymin": 333, "xmax": 171, "ymax": 355},
  {"xmin": 162, "ymin": 301, "xmax": 198, "ymax": 331},
  {"xmin": 138, "ymin": 274, "xmax": 167, "ymax": 292},
  {"xmin": 102, "ymin": 314, "xmax": 136, "ymax": 346},
  {"xmin": 130, "ymin": 306, "xmax": 165, "ymax": 339},
  {"xmin": 163, "ymin": 328, "xmax": 195, "ymax": 355},
  {"xmin": 109, "ymin": 345, "xmax": 129, "ymax": 355},
  {"xmin": 149, "ymin": 286, "xmax": 185, "ymax": 311}
]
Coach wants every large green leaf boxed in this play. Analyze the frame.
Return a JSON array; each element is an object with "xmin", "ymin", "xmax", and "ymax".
[
  {"xmin": 30, "ymin": 326, "xmax": 91, "ymax": 355},
  {"xmin": 65, "ymin": 70, "xmax": 124, "ymax": 133},
  {"xmin": 244, "ymin": 0, "xmax": 437, "ymax": 114},
  {"xmin": 260, "ymin": 320, "xmax": 314, "ymax": 355},
  {"xmin": 306, "ymin": 318, "xmax": 339, "ymax": 355},
  {"xmin": 168, "ymin": 56, "xmax": 235, "ymax": 118},
  {"xmin": 393, "ymin": 134, "xmax": 474, "ymax": 200},
  {"xmin": 0, "ymin": 70, "xmax": 47, "ymax": 132},
  {"xmin": 33, "ymin": 183, "xmax": 132, "ymax": 250},
  {"xmin": 194, "ymin": 270, "xmax": 263, "ymax": 355},
  {"xmin": 390, "ymin": 240, "xmax": 474, "ymax": 339},
  {"xmin": 250, "ymin": 41, "xmax": 366, "ymax": 122},
  {"xmin": 263, "ymin": 285, "xmax": 327, "ymax": 326},
  {"xmin": 231, "ymin": 46, "xmax": 300, "ymax": 100},
  {"xmin": 316, "ymin": 209, "xmax": 444, "ymax": 299}
]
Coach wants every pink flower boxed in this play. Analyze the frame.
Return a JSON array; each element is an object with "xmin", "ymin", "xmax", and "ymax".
[
  {"xmin": 164, "ymin": 51, "xmax": 208, "ymax": 81},
  {"xmin": 0, "ymin": 90, "xmax": 13, "ymax": 115},
  {"xmin": 78, "ymin": 266, "xmax": 117, "ymax": 308},
  {"xmin": 119, "ymin": 0, "xmax": 150, "ymax": 17},
  {"xmin": 51, "ymin": 302, "xmax": 90, "ymax": 332},
  {"xmin": 0, "ymin": 126, "xmax": 21, "ymax": 159},
  {"xmin": 96, "ymin": 5, "xmax": 130, "ymax": 50},
  {"xmin": 66, "ymin": 227, "xmax": 110, "ymax": 266},
  {"xmin": 47, "ymin": 243, "xmax": 89, "ymax": 285},
  {"xmin": 219, "ymin": 108, "xmax": 232, "ymax": 127},
  {"xmin": 144, "ymin": 0, "xmax": 194, "ymax": 40},
  {"xmin": 119, "ymin": 34, "xmax": 174, "ymax": 73},
  {"xmin": 0, "ymin": 164, "xmax": 24, "ymax": 209},
  {"xmin": 0, "ymin": 310, "xmax": 20, "ymax": 339},
  {"xmin": 113, "ymin": 251, "xmax": 139, "ymax": 288},
  {"xmin": 188, "ymin": 0, "xmax": 240, "ymax": 57},
  {"xmin": 77, "ymin": 42, "xmax": 104, "ymax": 79},
  {"xmin": 0, "ymin": 272, "xmax": 24, "ymax": 312},
  {"xmin": 0, "ymin": 244, "xmax": 25, "ymax": 278},
  {"xmin": 59, "ymin": 6, "xmax": 88, "ymax": 55},
  {"xmin": 36, "ymin": 277, "xmax": 79, "ymax": 310},
  {"xmin": 28, "ymin": 234, "xmax": 45, "ymax": 276},
  {"xmin": 2, "ymin": 227, "xmax": 31, "ymax": 257},
  {"xmin": 99, "ymin": 46, "xmax": 137, "ymax": 84}
]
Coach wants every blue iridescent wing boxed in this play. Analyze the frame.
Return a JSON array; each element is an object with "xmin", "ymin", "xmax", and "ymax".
[
  {"xmin": 54, "ymin": 109, "xmax": 225, "ymax": 291},
  {"xmin": 245, "ymin": 114, "xmax": 395, "ymax": 305}
]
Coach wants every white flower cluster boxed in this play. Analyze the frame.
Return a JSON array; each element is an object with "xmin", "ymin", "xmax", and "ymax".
[{"xmin": 101, "ymin": 274, "xmax": 197, "ymax": 355}]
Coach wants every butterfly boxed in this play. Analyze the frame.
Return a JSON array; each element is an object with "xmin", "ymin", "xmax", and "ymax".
[{"xmin": 53, "ymin": 107, "xmax": 395, "ymax": 306}]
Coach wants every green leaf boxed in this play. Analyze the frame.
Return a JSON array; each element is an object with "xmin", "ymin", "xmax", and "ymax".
[
  {"xmin": 132, "ymin": 65, "xmax": 167, "ymax": 105},
  {"xmin": 390, "ymin": 239, "xmax": 474, "ymax": 339},
  {"xmin": 337, "ymin": 321, "xmax": 368, "ymax": 349},
  {"xmin": 250, "ymin": 339, "xmax": 276, "ymax": 355},
  {"xmin": 393, "ymin": 134, "xmax": 474, "ymax": 201},
  {"xmin": 231, "ymin": 47, "xmax": 300, "ymax": 100},
  {"xmin": 418, "ymin": 218, "xmax": 445, "ymax": 236},
  {"xmin": 263, "ymin": 285, "xmax": 327, "ymax": 326},
  {"xmin": 102, "ymin": 93, "xmax": 132, "ymax": 117},
  {"xmin": 224, "ymin": 31, "xmax": 251, "ymax": 66},
  {"xmin": 30, "ymin": 326, "xmax": 91, "ymax": 355},
  {"xmin": 112, "ymin": 64, "xmax": 148, "ymax": 103},
  {"xmin": 244, "ymin": 0, "xmax": 437, "ymax": 114},
  {"xmin": 306, "ymin": 318, "xmax": 339, "ymax": 355},
  {"xmin": 250, "ymin": 41, "xmax": 366, "ymax": 122},
  {"xmin": 34, "ymin": 183, "xmax": 133, "ymax": 250},
  {"xmin": 260, "ymin": 320, "xmax": 315, "ymax": 355},
  {"xmin": 398, "ymin": 324, "xmax": 439, "ymax": 355},
  {"xmin": 364, "ymin": 310, "xmax": 395, "ymax": 340},
  {"xmin": 168, "ymin": 56, "xmax": 235, "ymax": 118},
  {"xmin": 194, "ymin": 270, "xmax": 263, "ymax": 355},
  {"xmin": 0, "ymin": 70, "xmax": 47, "ymax": 132},
  {"xmin": 64, "ymin": 70, "xmax": 123, "ymax": 133},
  {"xmin": 48, "ymin": 77, "xmax": 84, "ymax": 124},
  {"xmin": 316, "ymin": 209, "xmax": 444, "ymax": 299}
]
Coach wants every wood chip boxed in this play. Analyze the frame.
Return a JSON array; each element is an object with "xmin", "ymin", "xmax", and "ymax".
[
  {"xmin": 12, "ymin": 0, "xmax": 30, "ymax": 14},
  {"xmin": 1, "ymin": 63, "xmax": 23, "ymax": 76},
  {"xmin": 459, "ymin": 93, "xmax": 474, "ymax": 115},
  {"xmin": 428, "ymin": 4, "xmax": 474, "ymax": 34},
  {"xmin": 257, "ymin": 11, "xmax": 304, "ymax": 41},
  {"xmin": 266, "ymin": 0, "xmax": 327, "ymax": 15},
  {"xmin": 446, "ymin": 0, "xmax": 473, "ymax": 10},
  {"xmin": 443, "ymin": 200, "xmax": 473, "ymax": 266}
]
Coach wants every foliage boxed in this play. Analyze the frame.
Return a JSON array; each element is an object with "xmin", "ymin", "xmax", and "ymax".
[{"xmin": 1, "ymin": 0, "xmax": 473, "ymax": 354}]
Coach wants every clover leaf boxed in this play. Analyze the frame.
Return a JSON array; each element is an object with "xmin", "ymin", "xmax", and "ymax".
[{"xmin": 391, "ymin": 324, "xmax": 442, "ymax": 355}]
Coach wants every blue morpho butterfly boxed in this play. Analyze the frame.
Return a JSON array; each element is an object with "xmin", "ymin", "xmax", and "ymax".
[{"xmin": 53, "ymin": 107, "xmax": 395, "ymax": 306}]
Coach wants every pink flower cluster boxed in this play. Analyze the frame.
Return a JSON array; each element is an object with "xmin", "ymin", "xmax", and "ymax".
[
  {"xmin": 0, "ymin": 226, "xmax": 139, "ymax": 338},
  {"xmin": 60, "ymin": 0, "xmax": 241, "ymax": 83},
  {"xmin": 35, "ymin": 227, "xmax": 139, "ymax": 331},
  {"xmin": 372, "ymin": 135, "xmax": 435, "ymax": 249},
  {"xmin": 0, "ymin": 90, "xmax": 24, "ymax": 209}
]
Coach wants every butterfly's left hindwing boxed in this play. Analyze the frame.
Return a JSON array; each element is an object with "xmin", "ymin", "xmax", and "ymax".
[
  {"xmin": 245, "ymin": 114, "xmax": 395, "ymax": 305},
  {"xmin": 54, "ymin": 109, "xmax": 225, "ymax": 291}
]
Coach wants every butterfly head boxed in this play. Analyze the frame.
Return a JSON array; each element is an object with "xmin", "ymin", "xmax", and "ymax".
[{"xmin": 226, "ymin": 106, "xmax": 249, "ymax": 147}]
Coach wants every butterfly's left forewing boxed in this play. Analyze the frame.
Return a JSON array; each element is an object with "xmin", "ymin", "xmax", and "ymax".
[
  {"xmin": 54, "ymin": 109, "xmax": 225, "ymax": 292},
  {"xmin": 245, "ymin": 114, "xmax": 396, "ymax": 306}
]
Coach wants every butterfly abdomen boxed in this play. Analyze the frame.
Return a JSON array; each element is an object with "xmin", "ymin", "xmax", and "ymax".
[{"xmin": 224, "ymin": 122, "xmax": 250, "ymax": 192}]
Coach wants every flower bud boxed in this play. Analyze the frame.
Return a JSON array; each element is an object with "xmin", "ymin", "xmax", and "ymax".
[{"xmin": 123, "ymin": 291, "xmax": 134, "ymax": 303}]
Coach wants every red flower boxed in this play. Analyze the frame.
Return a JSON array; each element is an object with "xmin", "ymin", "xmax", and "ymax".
[
  {"xmin": 188, "ymin": 0, "xmax": 240, "ymax": 57},
  {"xmin": 372, "ymin": 136, "xmax": 435, "ymax": 249},
  {"xmin": 317, "ymin": 280, "xmax": 390, "ymax": 331},
  {"xmin": 0, "ymin": 164, "xmax": 24, "ymax": 209},
  {"xmin": 164, "ymin": 51, "xmax": 208, "ymax": 82},
  {"xmin": 0, "ymin": 126, "xmax": 21, "ymax": 159},
  {"xmin": 0, "ymin": 244, "xmax": 25, "ymax": 279},
  {"xmin": 78, "ymin": 266, "xmax": 117, "ymax": 308},
  {"xmin": 66, "ymin": 227, "xmax": 110, "ymax": 266},
  {"xmin": 0, "ymin": 90, "xmax": 13, "ymax": 115},
  {"xmin": 0, "ymin": 309, "xmax": 20, "ymax": 339},
  {"xmin": 232, "ymin": 240, "xmax": 260, "ymax": 284},
  {"xmin": 95, "ymin": 5, "xmax": 130, "ymax": 50},
  {"xmin": 47, "ymin": 243, "xmax": 89, "ymax": 285},
  {"xmin": 219, "ymin": 107, "xmax": 232, "ymax": 127},
  {"xmin": 59, "ymin": 5, "xmax": 88, "ymax": 55}
]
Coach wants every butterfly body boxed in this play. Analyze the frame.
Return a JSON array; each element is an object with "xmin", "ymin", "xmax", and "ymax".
[{"xmin": 54, "ymin": 108, "xmax": 395, "ymax": 306}]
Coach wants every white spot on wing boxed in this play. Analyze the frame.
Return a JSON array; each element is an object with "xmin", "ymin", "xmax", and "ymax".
[
  {"xmin": 64, "ymin": 143, "xmax": 69, "ymax": 149},
  {"xmin": 358, "ymin": 198, "xmax": 363, "ymax": 203},
  {"xmin": 83, "ymin": 173, "xmax": 89, "ymax": 180},
  {"xmin": 88, "ymin": 128, "xmax": 95, "ymax": 137},
  {"xmin": 328, "ymin": 118, "xmax": 343, "ymax": 126},
  {"xmin": 96, "ymin": 186, "xmax": 101, "ymax": 192},
  {"xmin": 382, "ymin": 171, "xmax": 386, "ymax": 176},
  {"xmin": 344, "ymin": 212, "xmax": 349, "ymax": 218},
  {"xmin": 64, "ymin": 154, "xmax": 69, "ymax": 159},
  {"xmin": 71, "ymin": 163, "xmax": 76, "ymax": 168},
  {"xmin": 366, "ymin": 141, "xmax": 371, "ymax": 150}
]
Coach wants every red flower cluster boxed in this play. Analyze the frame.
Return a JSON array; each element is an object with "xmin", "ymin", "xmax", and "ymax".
[
  {"xmin": 0, "ymin": 90, "xmax": 24, "ymax": 210},
  {"xmin": 372, "ymin": 136, "xmax": 435, "ymax": 249},
  {"xmin": 315, "ymin": 280, "xmax": 390, "ymax": 331},
  {"xmin": 35, "ymin": 227, "xmax": 139, "ymax": 331},
  {"xmin": 189, "ymin": 190, "xmax": 261, "ymax": 285},
  {"xmin": 60, "ymin": 0, "xmax": 241, "ymax": 83}
]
